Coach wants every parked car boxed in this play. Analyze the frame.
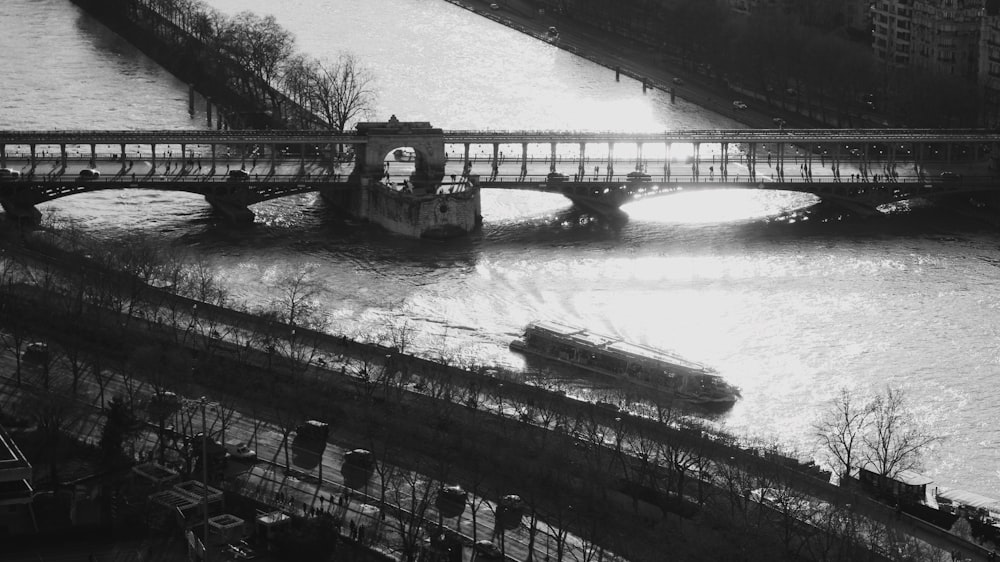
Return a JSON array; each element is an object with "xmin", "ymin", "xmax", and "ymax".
[
  {"xmin": 0, "ymin": 168, "xmax": 21, "ymax": 180},
  {"xmin": 473, "ymin": 540, "xmax": 503, "ymax": 560},
  {"xmin": 78, "ymin": 168, "xmax": 100, "ymax": 179},
  {"xmin": 227, "ymin": 169, "xmax": 250, "ymax": 181},
  {"xmin": 225, "ymin": 440, "xmax": 257, "ymax": 461},
  {"xmin": 296, "ymin": 420, "xmax": 329, "ymax": 441},
  {"xmin": 546, "ymin": 172, "xmax": 568, "ymax": 183},
  {"xmin": 626, "ymin": 171, "xmax": 651, "ymax": 182},
  {"xmin": 489, "ymin": 2, "xmax": 500, "ymax": 9},
  {"xmin": 939, "ymin": 171, "xmax": 962, "ymax": 181},
  {"xmin": 22, "ymin": 342, "xmax": 49, "ymax": 363},
  {"xmin": 671, "ymin": 77, "xmax": 684, "ymax": 85},
  {"xmin": 732, "ymin": 100, "xmax": 748, "ymax": 110}
]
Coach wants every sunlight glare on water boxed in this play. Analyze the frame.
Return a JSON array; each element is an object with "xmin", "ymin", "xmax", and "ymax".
[{"xmin": 622, "ymin": 189, "xmax": 820, "ymax": 224}]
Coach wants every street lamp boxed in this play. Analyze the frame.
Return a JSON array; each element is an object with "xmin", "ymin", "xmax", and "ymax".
[{"xmin": 200, "ymin": 396, "xmax": 210, "ymax": 562}]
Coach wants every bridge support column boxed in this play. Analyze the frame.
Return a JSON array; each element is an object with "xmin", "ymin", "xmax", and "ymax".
[
  {"xmin": 664, "ymin": 142, "xmax": 671, "ymax": 181},
  {"xmin": 463, "ymin": 143, "xmax": 470, "ymax": 177},
  {"xmin": 29, "ymin": 144, "xmax": 35, "ymax": 173},
  {"xmin": 59, "ymin": 144, "xmax": 67, "ymax": 173},
  {"xmin": 692, "ymin": 143, "xmax": 700, "ymax": 181},
  {"xmin": 520, "ymin": 143, "xmax": 528, "ymax": 180},
  {"xmin": 746, "ymin": 142, "xmax": 755, "ymax": 180},
  {"xmin": 578, "ymin": 142, "xmax": 586, "ymax": 181},
  {"xmin": 607, "ymin": 143, "xmax": 614, "ymax": 180},
  {"xmin": 151, "ymin": 143, "xmax": 157, "ymax": 172},
  {"xmin": 491, "ymin": 143, "xmax": 499, "ymax": 180},
  {"xmin": 120, "ymin": 144, "xmax": 127, "ymax": 174},
  {"xmin": 89, "ymin": 144, "xmax": 96, "ymax": 168},
  {"xmin": 833, "ymin": 144, "xmax": 841, "ymax": 180},
  {"xmin": 636, "ymin": 142, "xmax": 644, "ymax": 172},
  {"xmin": 270, "ymin": 144, "xmax": 276, "ymax": 175},
  {"xmin": 206, "ymin": 97, "xmax": 213, "ymax": 127},
  {"xmin": 0, "ymin": 144, "xmax": 4, "ymax": 169},
  {"xmin": 721, "ymin": 142, "xmax": 728, "ymax": 180},
  {"xmin": 777, "ymin": 142, "xmax": 784, "ymax": 181},
  {"xmin": 549, "ymin": 142, "xmax": 557, "ymax": 173}
]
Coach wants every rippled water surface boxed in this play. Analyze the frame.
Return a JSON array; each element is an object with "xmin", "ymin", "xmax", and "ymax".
[{"xmin": 4, "ymin": 0, "xmax": 1000, "ymax": 497}]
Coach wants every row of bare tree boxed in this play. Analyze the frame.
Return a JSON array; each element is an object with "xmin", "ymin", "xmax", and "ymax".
[{"xmin": 120, "ymin": 0, "xmax": 377, "ymax": 131}]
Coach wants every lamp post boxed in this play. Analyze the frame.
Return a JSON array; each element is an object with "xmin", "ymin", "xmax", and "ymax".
[{"xmin": 200, "ymin": 396, "xmax": 210, "ymax": 562}]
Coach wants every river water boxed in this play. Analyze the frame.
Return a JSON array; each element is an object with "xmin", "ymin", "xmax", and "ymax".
[{"xmin": 3, "ymin": 0, "xmax": 1000, "ymax": 498}]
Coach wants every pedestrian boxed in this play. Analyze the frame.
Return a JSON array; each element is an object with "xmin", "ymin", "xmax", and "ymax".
[
  {"xmin": 358, "ymin": 525, "xmax": 365, "ymax": 543},
  {"xmin": 350, "ymin": 519, "xmax": 357, "ymax": 539}
]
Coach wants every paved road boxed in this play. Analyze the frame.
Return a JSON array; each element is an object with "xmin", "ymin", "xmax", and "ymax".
[{"xmin": 0, "ymin": 341, "xmax": 601, "ymax": 562}]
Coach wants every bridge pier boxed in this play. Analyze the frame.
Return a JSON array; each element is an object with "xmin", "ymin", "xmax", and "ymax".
[
  {"xmin": 0, "ymin": 144, "xmax": 5, "ymax": 169},
  {"xmin": 151, "ymin": 143, "xmax": 157, "ymax": 172},
  {"xmin": 205, "ymin": 194, "xmax": 254, "ymax": 224},
  {"xmin": 578, "ymin": 142, "xmax": 586, "ymax": 180},
  {"xmin": 0, "ymin": 200, "xmax": 42, "ymax": 225},
  {"xmin": 29, "ymin": 144, "xmax": 35, "ymax": 173},
  {"xmin": 549, "ymin": 142, "xmax": 557, "ymax": 173},
  {"xmin": 206, "ymin": 97, "xmax": 213, "ymax": 127},
  {"xmin": 636, "ymin": 142, "xmax": 644, "ymax": 172}
]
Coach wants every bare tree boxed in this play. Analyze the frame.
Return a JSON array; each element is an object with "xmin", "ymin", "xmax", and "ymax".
[
  {"xmin": 306, "ymin": 54, "xmax": 377, "ymax": 133},
  {"xmin": 220, "ymin": 11, "xmax": 296, "ymax": 111},
  {"xmin": 814, "ymin": 387, "xmax": 873, "ymax": 482},
  {"xmin": 862, "ymin": 386, "xmax": 939, "ymax": 480}
]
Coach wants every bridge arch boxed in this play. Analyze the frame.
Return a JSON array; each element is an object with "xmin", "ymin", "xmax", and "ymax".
[{"xmin": 350, "ymin": 116, "xmax": 446, "ymax": 193}]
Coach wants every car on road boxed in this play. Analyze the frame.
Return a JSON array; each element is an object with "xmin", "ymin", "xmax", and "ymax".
[
  {"xmin": 772, "ymin": 117, "xmax": 787, "ymax": 127},
  {"xmin": 732, "ymin": 100, "xmax": 748, "ymax": 110},
  {"xmin": 671, "ymin": 77, "xmax": 683, "ymax": 85},
  {"xmin": 939, "ymin": 171, "xmax": 962, "ymax": 181},
  {"xmin": 148, "ymin": 391, "xmax": 181, "ymax": 415},
  {"xmin": 227, "ymin": 169, "xmax": 250, "ymax": 181},
  {"xmin": 473, "ymin": 540, "xmax": 503, "ymax": 560},
  {"xmin": 225, "ymin": 440, "xmax": 257, "ymax": 461},
  {"xmin": 296, "ymin": 419, "xmax": 329, "ymax": 442},
  {"xmin": 546, "ymin": 172, "xmax": 568, "ymax": 183},
  {"xmin": 489, "ymin": 2, "xmax": 500, "ymax": 9},
  {"xmin": 0, "ymin": 168, "xmax": 21, "ymax": 180},
  {"xmin": 78, "ymin": 168, "xmax": 100, "ymax": 179},
  {"xmin": 344, "ymin": 448, "xmax": 374, "ymax": 470},
  {"xmin": 626, "ymin": 171, "xmax": 651, "ymax": 182},
  {"xmin": 22, "ymin": 342, "xmax": 49, "ymax": 363}
]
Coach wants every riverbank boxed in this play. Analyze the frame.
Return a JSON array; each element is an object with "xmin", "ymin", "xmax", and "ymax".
[
  {"xmin": 2, "ymin": 224, "xmax": 991, "ymax": 561},
  {"xmin": 445, "ymin": 0, "xmax": 850, "ymax": 130}
]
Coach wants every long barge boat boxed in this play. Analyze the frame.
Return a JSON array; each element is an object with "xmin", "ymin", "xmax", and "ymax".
[{"xmin": 510, "ymin": 320, "xmax": 741, "ymax": 407}]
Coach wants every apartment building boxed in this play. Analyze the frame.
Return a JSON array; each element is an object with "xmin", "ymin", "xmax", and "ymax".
[{"xmin": 874, "ymin": 0, "xmax": 982, "ymax": 77}]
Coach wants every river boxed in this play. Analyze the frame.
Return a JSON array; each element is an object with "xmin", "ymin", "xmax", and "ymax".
[{"xmin": 3, "ymin": 0, "xmax": 1000, "ymax": 499}]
